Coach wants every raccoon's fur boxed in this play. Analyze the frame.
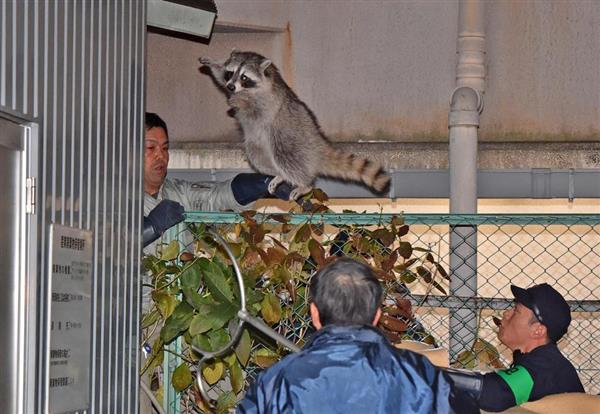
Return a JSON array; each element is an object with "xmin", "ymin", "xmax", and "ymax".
[{"xmin": 199, "ymin": 50, "xmax": 390, "ymax": 201}]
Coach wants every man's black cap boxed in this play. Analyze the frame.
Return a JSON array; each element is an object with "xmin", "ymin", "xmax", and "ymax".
[{"xmin": 510, "ymin": 283, "xmax": 571, "ymax": 342}]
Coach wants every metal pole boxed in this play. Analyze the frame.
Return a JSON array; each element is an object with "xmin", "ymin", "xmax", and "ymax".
[{"xmin": 448, "ymin": 0, "xmax": 485, "ymax": 362}]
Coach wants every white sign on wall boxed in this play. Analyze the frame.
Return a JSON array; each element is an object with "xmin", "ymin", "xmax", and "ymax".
[{"xmin": 48, "ymin": 224, "xmax": 93, "ymax": 413}]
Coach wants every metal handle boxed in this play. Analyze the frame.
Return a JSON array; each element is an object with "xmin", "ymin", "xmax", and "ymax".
[{"xmin": 193, "ymin": 227, "xmax": 300, "ymax": 406}]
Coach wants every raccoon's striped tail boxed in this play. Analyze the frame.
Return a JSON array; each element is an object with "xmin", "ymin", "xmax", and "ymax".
[{"xmin": 321, "ymin": 147, "xmax": 390, "ymax": 193}]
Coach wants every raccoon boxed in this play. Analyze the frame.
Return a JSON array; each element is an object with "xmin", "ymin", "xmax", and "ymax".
[{"xmin": 199, "ymin": 51, "xmax": 390, "ymax": 201}]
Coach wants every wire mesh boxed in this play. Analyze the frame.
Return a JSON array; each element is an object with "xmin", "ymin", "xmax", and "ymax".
[{"xmin": 153, "ymin": 213, "xmax": 600, "ymax": 412}]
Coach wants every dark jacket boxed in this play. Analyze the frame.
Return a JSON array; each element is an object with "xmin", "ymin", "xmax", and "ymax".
[
  {"xmin": 237, "ymin": 325, "xmax": 456, "ymax": 414},
  {"xmin": 479, "ymin": 342, "xmax": 584, "ymax": 412}
]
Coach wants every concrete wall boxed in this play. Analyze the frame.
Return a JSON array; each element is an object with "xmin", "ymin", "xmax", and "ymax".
[{"xmin": 147, "ymin": 0, "xmax": 600, "ymax": 143}]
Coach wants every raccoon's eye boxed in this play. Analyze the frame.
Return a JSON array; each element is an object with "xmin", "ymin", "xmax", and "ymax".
[
  {"xmin": 224, "ymin": 71, "xmax": 233, "ymax": 81},
  {"xmin": 241, "ymin": 74, "xmax": 249, "ymax": 81}
]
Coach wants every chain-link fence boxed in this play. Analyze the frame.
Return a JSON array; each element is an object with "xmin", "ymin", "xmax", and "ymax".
[{"xmin": 149, "ymin": 213, "xmax": 600, "ymax": 413}]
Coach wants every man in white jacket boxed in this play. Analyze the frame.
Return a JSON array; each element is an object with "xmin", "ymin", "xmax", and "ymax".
[{"xmin": 142, "ymin": 112, "xmax": 291, "ymax": 253}]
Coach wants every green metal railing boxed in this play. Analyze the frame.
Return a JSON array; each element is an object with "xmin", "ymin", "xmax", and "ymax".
[{"xmin": 154, "ymin": 213, "xmax": 600, "ymax": 413}]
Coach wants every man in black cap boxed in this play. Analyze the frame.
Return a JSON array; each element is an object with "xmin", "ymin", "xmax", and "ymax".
[{"xmin": 477, "ymin": 283, "xmax": 584, "ymax": 411}]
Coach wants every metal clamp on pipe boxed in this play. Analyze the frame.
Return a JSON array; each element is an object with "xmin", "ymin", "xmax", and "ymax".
[{"xmin": 448, "ymin": 86, "xmax": 483, "ymax": 127}]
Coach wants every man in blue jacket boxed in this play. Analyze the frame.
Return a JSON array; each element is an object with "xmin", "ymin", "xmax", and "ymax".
[{"xmin": 237, "ymin": 257, "xmax": 469, "ymax": 414}]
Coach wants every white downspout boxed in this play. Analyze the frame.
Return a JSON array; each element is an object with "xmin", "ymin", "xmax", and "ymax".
[{"xmin": 448, "ymin": 0, "xmax": 485, "ymax": 363}]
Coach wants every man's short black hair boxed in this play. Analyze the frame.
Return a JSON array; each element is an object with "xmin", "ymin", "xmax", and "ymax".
[
  {"xmin": 309, "ymin": 257, "xmax": 384, "ymax": 326},
  {"xmin": 145, "ymin": 112, "xmax": 168, "ymax": 138}
]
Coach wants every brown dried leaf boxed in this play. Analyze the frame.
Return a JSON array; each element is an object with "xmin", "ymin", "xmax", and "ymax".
[
  {"xmin": 379, "ymin": 314, "xmax": 409, "ymax": 333},
  {"xmin": 284, "ymin": 251, "xmax": 306, "ymax": 266},
  {"xmin": 179, "ymin": 252, "xmax": 195, "ymax": 263},
  {"xmin": 397, "ymin": 242, "xmax": 413, "ymax": 259},
  {"xmin": 372, "ymin": 228, "xmax": 395, "ymax": 247},
  {"xmin": 312, "ymin": 188, "xmax": 329, "ymax": 202},
  {"xmin": 268, "ymin": 213, "xmax": 290, "ymax": 224},
  {"xmin": 265, "ymin": 247, "xmax": 287, "ymax": 266},
  {"xmin": 397, "ymin": 225, "xmax": 410, "ymax": 237},
  {"xmin": 308, "ymin": 239, "xmax": 326, "ymax": 267},
  {"xmin": 435, "ymin": 263, "xmax": 450, "ymax": 280},
  {"xmin": 294, "ymin": 223, "xmax": 311, "ymax": 243},
  {"xmin": 416, "ymin": 266, "xmax": 433, "ymax": 283},
  {"xmin": 310, "ymin": 223, "xmax": 324, "ymax": 236},
  {"xmin": 381, "ymin": 250, "xmax": 398, "ymax": 272}
]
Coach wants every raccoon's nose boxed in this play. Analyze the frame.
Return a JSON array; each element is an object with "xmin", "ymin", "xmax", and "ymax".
[{"xmin": 226, "ymin": 83, "xmax": 236, "ymax": 92}]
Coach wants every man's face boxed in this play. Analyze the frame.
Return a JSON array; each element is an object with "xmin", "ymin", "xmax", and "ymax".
[
  {"xmin": 498, "ymin": 302, "xmax": 538, "ymax": 351},
  {"xmin": 144, "ymin": 126, "xmax": 169, "ymax": 195}
]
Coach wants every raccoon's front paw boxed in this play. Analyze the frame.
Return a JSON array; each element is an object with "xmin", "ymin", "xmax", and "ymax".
[
  {"xmin": 198, "ymin": 56, "xmax": 214, "ymax": 67},
  {"xmin": 268, "ymin": 176, "xmax": 284, "ymax": 194},
  {"xmin": 289, "ymin": 186, "xmax": 312, "ymax": 201}
]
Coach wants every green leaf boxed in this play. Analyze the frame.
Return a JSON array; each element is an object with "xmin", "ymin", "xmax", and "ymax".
[
  {"xmin": 141, "ymin": 309, "xmax": 160, "ymax": 329},
  {"xmin": 180, "ymin": 259, "xmax": 202, "ymax": 290},
  {"xmin": 229, "ymin": 358, "xmax": 244, "ymax": 394},
  {"xmin": 215, "ymin": 391, "xmax": 237, "ymax": 414},
  {"xmin": 189, "ymin": 314, "xmax": 212, "ymax": 336},
  {"xmin": 182, "ymin": 287, "xmax": 210, "ymax": 311},
  {"xmin": 235, "ymin": 329, "xmax": 252, "ymax": 367},
  {"xmin": 261, "ymin": 292, "xmax": 282, "ymax": 324},
  {"xmin": 172, "ymin": 363, "xmax": 193, "ymax": 392},
  {"xmin": 142, "ymin": 255, "xmax": 161, "ymax": 273},
  {"xmin": 400, "ymin": 270, "xmax": 417, "ymax": 284},
  {"xmin": 271, "ymin": 265, "xmax": 292, "ymax": 284},
  {"xmin": 454, "ymin": 350, "xmax": 477, "ymax": 369},
  {"xmin": 204, "ymin": 302, "xmax": 238, "ymax": 330},
  {"xmin": 160, "ymin": 301, "xmax": 194, "ymax": 344},
  {"xmin": 161, "ymin": 240, "xmax": 180, "ymax": 261},
  {"xmin": 152, "ymin": 291, "xmax": 178, "ymax": 319},
  {"xmin": 253, "ymin": 348, "xmax": 279, "ymax": 369},
  {"xmin": 208, "ymin": 329, "xmax": 231, "ymax": 350},
  {"xmin": 204, "ymin": 261, "xmax": 234, "ymax": 304},
  {"xmin": 191, "ymin": 334, "xmax": 212, "ymax": 352},
  {"xmin": 202, "ymin": 361, "xmax": 225, "ymax": 385}
]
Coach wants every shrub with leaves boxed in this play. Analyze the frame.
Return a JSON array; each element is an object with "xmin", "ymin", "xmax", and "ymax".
[{"xmin": 141, "ymin": 198, "xmax": 459, "ymax": 412}]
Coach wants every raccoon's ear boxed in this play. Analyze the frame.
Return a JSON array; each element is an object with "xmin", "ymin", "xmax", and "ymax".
[
  {"xmin": 230, "ymin": 48, "xmax": 238, "ymax": 56},
  {"xmin": 260, "ymin": 59, "xmax": 272, "ymax": 74}
]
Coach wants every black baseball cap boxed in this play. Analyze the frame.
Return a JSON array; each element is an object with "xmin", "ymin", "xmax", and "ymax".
[{"xmin": 510, "ymin": 283, "xmax": 571, "ymax": 343}]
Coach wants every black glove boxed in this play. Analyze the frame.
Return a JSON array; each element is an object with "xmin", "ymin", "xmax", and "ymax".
[
  {"xmin": 441, "ymin": 367, "xmax": 484, "ymax": 406},
  {"xmin": 142, "ymin": 200, "xmax": 185, "ymax": 247},
  {"xmin": 231, "ymin": 173, "xmax": 293, "ymax": 205}
]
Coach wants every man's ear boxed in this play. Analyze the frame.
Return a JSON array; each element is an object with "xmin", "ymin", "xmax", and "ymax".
[
  {"xmin": 372, "ymin": 308, "xmax": 382, "ymax": 326},
  {"xmin": 310, "ymin": 303, "xmax": 322, "ymax": 330},
  {"xmin": 532, "ymin": 322, "xmax": 548, "ymax": 340}
]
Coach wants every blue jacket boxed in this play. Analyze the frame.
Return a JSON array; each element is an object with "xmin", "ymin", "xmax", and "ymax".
[{"xmin": 237, "ymin": 325, "xmax": 456, "ymax": 414}]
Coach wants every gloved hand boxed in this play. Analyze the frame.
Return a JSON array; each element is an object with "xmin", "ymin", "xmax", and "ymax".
[
  {"xmin": 231, "ymin": 173, "xmax": 294, "ymax": 205},
  {"xmin": 142, "ymin": 199, "xmax": 185, "ymax": 247}
]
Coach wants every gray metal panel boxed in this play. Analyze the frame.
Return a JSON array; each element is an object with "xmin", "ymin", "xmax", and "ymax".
[
  {"xmin": 0, "ymin": 117, "xmax": 24, "ymax": 414},
  {"xmin": 1, "ymin": 0, "xmax": 145, "ymax": 412}
]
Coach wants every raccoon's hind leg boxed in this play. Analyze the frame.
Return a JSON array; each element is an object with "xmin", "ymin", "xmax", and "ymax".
[{"xmin": 289, "ymin": 186, "xmax": 312, "ymax": 201}]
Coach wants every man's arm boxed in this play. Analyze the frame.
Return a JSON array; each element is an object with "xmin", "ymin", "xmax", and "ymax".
[
  {"xmin": 479, "ymin": 368, "xmax": 533, "ymax": 412},
  {"xmin": 171, "ymin": 174, "xmax": 292, "ymax": 212}
]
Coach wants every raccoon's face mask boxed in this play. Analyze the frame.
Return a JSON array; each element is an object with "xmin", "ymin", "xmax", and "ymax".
[{"xmin": 222, "ymin": 53, "xmax": 272, "ymax": 94}]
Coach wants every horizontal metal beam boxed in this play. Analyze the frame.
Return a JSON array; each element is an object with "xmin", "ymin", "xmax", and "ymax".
[
  {"xmin": 406, "ymin": 295, "xmax": 600, "ymax": 313},
  {"xmin": 167, "ymin": 168, "xmax": 600, "ymax": 199}
]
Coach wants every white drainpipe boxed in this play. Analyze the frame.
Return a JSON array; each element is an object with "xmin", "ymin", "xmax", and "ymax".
[{"xmin": 448, "ymin": 0, "xmax": 485, "ymax": 362}]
